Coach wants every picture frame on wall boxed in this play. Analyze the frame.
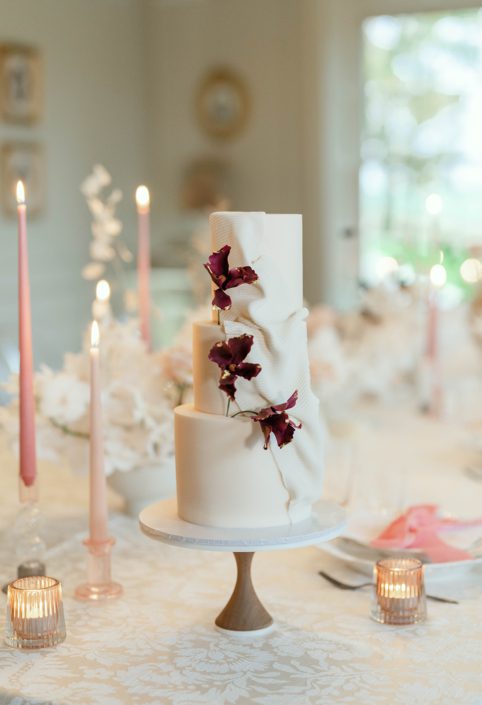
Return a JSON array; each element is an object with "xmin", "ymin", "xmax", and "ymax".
[
  {"xmin": 196, "ymin": 67, "xmax": 250, "ymax": 140},
  {"xmin": 1, "ymin": 142, "xmax": 44, "ymax": 217},
  {"xmin": 0, "ymin": 43, "xmax": 42, "ymax": 124}
]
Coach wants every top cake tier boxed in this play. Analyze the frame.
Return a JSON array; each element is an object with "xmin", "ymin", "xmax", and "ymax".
[{"xmin": 210, "ymin": 212, "xmax": 303, "ymax": 316}]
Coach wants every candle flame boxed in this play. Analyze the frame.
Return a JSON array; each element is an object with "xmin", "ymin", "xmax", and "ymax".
[
  {"xmin": 135, "ymin": 185, "xmax": 150, "ymax": 209},
  {"xmin": 91, "ymin": 320, "xmax": 100, "ymax": 348},
  {"xmin": 425, "ymin": 193, "xmax": 443, "ymax": 216},
  {"xmin": 460, "ymin": 258, "xmax": 482, "ymax": 284},
  {"xmin": 16, "ymin": 180, "xmax": 26, "ymax": 205},
  {"xmin": 430, "ymin": 263, "xmax": 447, "ymax": 288},
  {"xmin": 96, "ymin": 279, "xmax": 111, "ymax": 303}
]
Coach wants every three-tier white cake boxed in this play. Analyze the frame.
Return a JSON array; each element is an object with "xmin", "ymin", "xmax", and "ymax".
[{"xmin": 175, "ymin": 212, "xmax": 324, "ymax": 529}]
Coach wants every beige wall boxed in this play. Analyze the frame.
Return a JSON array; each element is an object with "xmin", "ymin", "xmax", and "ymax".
[
  {"xmin": 144, "ymin": 0, "xmax": 305, "ymax": 267},
  {"xmin": 0, "ymin": 0, "xmax": 147, "ymax": 375},
  {"xmin": 142, "ymin": 0, "xmax": 360, "ymax": 306}
]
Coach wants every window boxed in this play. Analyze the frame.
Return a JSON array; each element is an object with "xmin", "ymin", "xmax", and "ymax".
[{"xmin": 360, "ymin": 10, "xmax": 482, "ymax": 292}]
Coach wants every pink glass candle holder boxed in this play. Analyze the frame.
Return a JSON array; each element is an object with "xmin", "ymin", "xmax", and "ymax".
[
  {"xmin": 75, "ymin": 537, "xmax": 123, "ymax": 601},
  {"xmin": 371, "ymin": 558, "xmax": 427, "ymax": 625},
  {"xmin": 5, "ymin": 576, "xmax": 66, "ymax": 649}
]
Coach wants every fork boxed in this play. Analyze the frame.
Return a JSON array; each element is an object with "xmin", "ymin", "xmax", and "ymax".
[{"xmin": 318, "ymin": 570, "xmax": 459, "ymax": 604}]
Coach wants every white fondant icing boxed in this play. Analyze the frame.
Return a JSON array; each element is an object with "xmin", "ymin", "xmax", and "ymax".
[
  {"xmin": 192, "ymin": 321, "xmax": 226, "ymax": 416},
  {"xmin": 210, "ymin": 212, "xmax": 325, "ymax": 521},
  {"xmin": 175, "ymin": 404, "xmax": 311, "ymax": 529},
  {"xmin": 174, "ymin": 212, "xmax": 324, "ymax": 529},
  {"xmin": 210, "ymin": 212, "xmax": 303, "ymax": 318}
]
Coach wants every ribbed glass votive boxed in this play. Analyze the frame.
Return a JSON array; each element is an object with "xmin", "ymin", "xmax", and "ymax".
[
  {"xmin": 5, "ymin": 576, "xmax": 66, "ymax": 649},
  {"xmin": 371, "ymin": 558, "xmax": 427, "ymax": 625}
]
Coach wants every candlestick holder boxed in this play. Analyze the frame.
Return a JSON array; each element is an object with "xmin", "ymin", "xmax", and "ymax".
[
  {"xmin": 15, "ymin": 478, "xmax": 46, "ymax": 566},
  {"xmin": 75, "ymin": 537, "xmax": 123, "ymax": 601},
  {"xmin": 3, "ymin": 478, "xmax": 47, "ymax": 594}
]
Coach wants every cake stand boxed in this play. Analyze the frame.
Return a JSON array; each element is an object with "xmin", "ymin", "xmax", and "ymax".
[{"xmin": 139, "ymin": 498, "xmax": 345, "ymax": 635}]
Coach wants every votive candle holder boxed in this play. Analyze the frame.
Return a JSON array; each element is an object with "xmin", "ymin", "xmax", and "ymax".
[
  {"xmin": 5, "ymin": 576, "xmax": 66, "ymax": 649},
  {"xmin": 371, "ymin": 558, "xmax": 427, "ymax": 625}
]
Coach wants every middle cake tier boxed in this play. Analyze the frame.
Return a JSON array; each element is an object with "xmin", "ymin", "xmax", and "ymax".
[{"xmin": 192, "ymin": 320, "xmax": 226, "ymax": 416}]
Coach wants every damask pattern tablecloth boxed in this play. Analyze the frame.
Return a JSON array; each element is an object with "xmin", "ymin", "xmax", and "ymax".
[
  {"xmin": 0, "ymin": 515, "xmax": 481, "ymax": 705},
  {"xmin": 0, "ymin": 405, "xmax": 481, "ymax": 705}
]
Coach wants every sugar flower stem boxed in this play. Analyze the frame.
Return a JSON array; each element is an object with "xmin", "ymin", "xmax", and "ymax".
[
  {"xmin": 226, "ymin": 399, "xmax": 231, "ymax": 417},
  {"xmin": 230, "ymin": 410, "xmax": 258, "ymax": 418}
]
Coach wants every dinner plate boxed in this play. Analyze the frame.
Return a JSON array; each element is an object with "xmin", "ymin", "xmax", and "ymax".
[{"xmin": 319, "ymin": 510, "xmax": 482, "ymax": 580}]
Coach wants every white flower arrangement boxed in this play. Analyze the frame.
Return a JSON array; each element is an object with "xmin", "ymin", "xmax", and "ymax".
[
  {"xmin": 0, "ymin": 319, "xmax": 178, "ymax": 476},
  {"xmin": 0, "ymin": 164, "xmax": 203, "ymax": 478},
  {"xmin": 308, "ymin": 283, "xmax": 420, "ymax": 406}
]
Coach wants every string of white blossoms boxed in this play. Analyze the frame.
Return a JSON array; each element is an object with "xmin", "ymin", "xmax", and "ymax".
[{"xmin": 81, "ymin": 164, "xmax": 133, "ymax": 282}]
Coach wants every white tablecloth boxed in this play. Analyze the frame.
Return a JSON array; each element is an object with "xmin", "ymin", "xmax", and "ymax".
[{"xmin": 0, "ymin": 403, "xmax": 481, "ymax": 705}]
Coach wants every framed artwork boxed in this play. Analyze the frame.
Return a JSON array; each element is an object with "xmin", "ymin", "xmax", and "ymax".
[
  {"xmin": 2, "ymin": 142, "xmax": 44, "ymax": 217},
  {"xmin": 196, "ymin": 67, "xmax": 250, "ymax": 140},
  {"xmin": 0, "ymin": 44, "xmax": 42, "ymax": 124}
]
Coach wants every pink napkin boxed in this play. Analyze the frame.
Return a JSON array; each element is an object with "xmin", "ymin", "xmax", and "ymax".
[{"xmin": 371, "ymin": 504, "xmax": 482, "ymax": 563}]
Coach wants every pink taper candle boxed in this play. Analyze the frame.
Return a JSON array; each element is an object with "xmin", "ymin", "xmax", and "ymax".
[
  {"xmin": 136, "ymin": 185, "xmax": 151, "ymax": 350},
  {"xmin": 425, "ymin": 264, "xmax": 445, "ymax": 416},
  {"xmin": 426, "ymin": 289, "xmax": 438, "ymax": 361},
  {"xmin": 89, "ymin": 321, "xmax": 109, "ymax": 543},
  {"xmin": 17, "ymin": 181, "xmax": 37, "ymax": 492}
]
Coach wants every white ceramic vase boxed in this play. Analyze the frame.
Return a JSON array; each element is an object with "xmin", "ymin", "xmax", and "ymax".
[{"xmin": 107, "ymin": 458, "xmax": 176, "ymax": 518}]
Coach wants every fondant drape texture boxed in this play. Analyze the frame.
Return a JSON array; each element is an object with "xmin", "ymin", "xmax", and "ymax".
[{"xmin": 210, "ymin": 212, "xmax": 324, "ymax": 522}]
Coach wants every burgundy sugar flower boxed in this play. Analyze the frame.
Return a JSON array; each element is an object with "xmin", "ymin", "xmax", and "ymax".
[
  {"xmin": 204, "ymin": 245, "xmax": 258, "ymax": 310},
  {"xmin": 252, "ymin": 390, "xmax": 301, "ymax": 450},
  {"xmin": 208, "ymin": 334, "xmax": 262, "ymax": 401}
]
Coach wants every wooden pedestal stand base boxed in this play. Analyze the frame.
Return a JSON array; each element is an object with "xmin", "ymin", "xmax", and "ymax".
[
  {"xmin": 139, "ymin": 498, "xmax": 345, "ymax": 635},
  {"xmin": 215, "ymin": 552, "xmax": 273, "ymax": 633}
]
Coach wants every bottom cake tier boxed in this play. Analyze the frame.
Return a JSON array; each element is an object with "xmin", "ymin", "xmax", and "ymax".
[{"xmin": 175, "ymin": 404, "xmax": 312, "ymax": 529}]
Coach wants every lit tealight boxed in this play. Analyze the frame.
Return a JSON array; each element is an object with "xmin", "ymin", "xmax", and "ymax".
[
  {"xmin": 91, "ymin": 320, "xmax": 100, "ymax": 349},
  {"xmin": 430, "ymin": 263, "xmax": 447, "ymax": 288},
  {"xmin": 135, "ymin": 185, "xmax": 150, "ymax": 211},
  {"xmin": 371, "ymin": 558, "xmax": 426, "ymax": 625},
  {"xmin": 425, "ymin": 193, "xmax": 443, "ymax": 216},
  {"xmin": 16, "ymin": 180, "xmax": 26, "ymax": 205},
  {"xmin": 460, "ymin": 258, "xmax": 482, "ymax": 284},
  {"xmin": 96, "ymin": 279, "xmax": 111, "ymax": 303},
  {"xmin": 5, "ymin": 576, "xmax": 66, "ymax": 649}
]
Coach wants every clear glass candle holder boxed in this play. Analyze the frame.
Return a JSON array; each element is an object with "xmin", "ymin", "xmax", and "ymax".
[
  {"xmin": 5, "ymin": 576, "xmax": 66, "ymax": 649},
  {"xmin": 371, "ymin": 558, "xmax": 427, "ymax": 626}
]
